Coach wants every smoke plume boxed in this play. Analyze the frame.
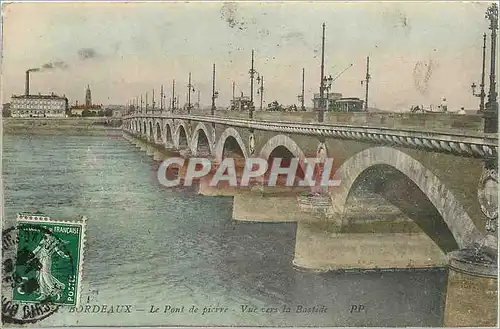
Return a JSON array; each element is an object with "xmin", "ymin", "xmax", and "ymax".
[
  {"xmin": 26, "ymin": 47, "xmax": 98, "ymax": 77},
  {"xmin": 27, "ymin": 60, "xmax": 69, "ymax": 74},
  {"xmin": 41, "ymin": 60, "xmax": 68, "ymax": 70}
]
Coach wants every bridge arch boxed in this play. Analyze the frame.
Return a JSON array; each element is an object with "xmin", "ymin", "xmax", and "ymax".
[
  {"xmin": 190, "ymin": 123, "xmax": 214, "ymax": 156},
  {"xmin": 163, "ymin": 120, "xmax": 174, "ymax": 146},
  {"xmin": 148, "ymin": 121, "xmax": 154, "ymax": 140},
  {"xmin": 142, "ymin": 121, "xmax": 147, "ymax": 135},
  {"xmin": 174, "ymin": 122, "xmax": 190, "ymax": 149},
  {"xmin": 331, "ymin": 146, "xmax": 483, "ymax": 249},
  {"xmin": 154, "ymin": 121, "xmax": 162, "ymax": 143},
  {"xmin": 258, "ymin": 135, "xmax": 309, "ymax": 184},
  {"xmin": 259, "ymin": 135, "xmax": 307, "ymax": 166},
  {"xmin": 214, "ymin": 127, "xmax": 248, "ymax": 162}
]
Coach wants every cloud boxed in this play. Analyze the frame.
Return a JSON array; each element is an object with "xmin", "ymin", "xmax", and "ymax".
[{"xmin": 78, "ymin": 48, "xmax": 99, "ymax": 60}]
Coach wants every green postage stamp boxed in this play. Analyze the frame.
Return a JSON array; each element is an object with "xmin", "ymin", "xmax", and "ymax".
[{"xmin": 9, "ymin": 212, "xmax": 86, "ymax": 307}]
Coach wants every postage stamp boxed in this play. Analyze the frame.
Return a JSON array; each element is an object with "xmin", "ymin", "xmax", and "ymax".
[
  {"xmin": 1, "ymin": 1, "xmax": 499, "ymax": 328},
  {"xmin": 2, "ymin": 212, "xmax": 86, "ymax": 324}
]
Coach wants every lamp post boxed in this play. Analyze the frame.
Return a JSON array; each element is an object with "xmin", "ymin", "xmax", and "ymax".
[
  {"xmin": 444, "ymin": 9, "xmax": 498, "ymax": 315},
  {"xmin": 249, "ymin": 49, "xmax": 257, "ymax": 119},
  {"xmin": 171, "ymin": 79, "xmax": 176, "ymax": 113},
  {"xmin": 297, "ymin": 94, "xmax": 304, "ymax": 110},
  {"xmin": 211, "ymin": 63, "xmax": 219, "ymax": 116},
  {"xmin": 481, "ymin": 2, "xmax": 499, "ymax": 236},
  {"xmin": 364, "ymin": 56, "xmax": 370, "ymax": 111},
  {"xmin": 318, "ymin": 23, "xmax": 326, "ymax": 122},
  {"xmin": 298, "ymin": 68, "xmax": 305, "ymax": 111},
  {"xmin": 152, "ymin": 89, "xmax": 156, "ymax": 113},
  {"xmin": 471, "ymin": 33, "xmax": 487, "ymax": 113},
  {"xmin": 484, "ymin": 3, "xmax": 498, "ymax": 133},
  {"xmin": 256, "ymin": 74, "xmax": 264, "ymax": 111},
  {"xmin": 187, "ymin": 72, "xmax": 195, "ymax": 114},
  {"xmin": 160, "ymin": 84, "xmax": 164, "ymax": 112},
  {"xmin": 322, "ymin": 75, "xmax": 333, "ymax": 111},
  {"xmin": 232, "ymin": 81, "xmax": 235, "ymax": 109}
]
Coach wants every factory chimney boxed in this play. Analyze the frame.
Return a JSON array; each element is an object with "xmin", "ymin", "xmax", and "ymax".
[{"xmin": 25, "ymin": 70, "xmax": 30, "ymax": 96}]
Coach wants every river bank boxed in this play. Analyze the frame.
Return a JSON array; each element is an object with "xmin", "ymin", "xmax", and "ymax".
[{"xmin": 2, "ymin": 118, "xmax": 123, "ymax": 136}]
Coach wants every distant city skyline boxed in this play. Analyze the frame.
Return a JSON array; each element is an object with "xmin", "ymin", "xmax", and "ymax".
[{"xmin": 1, "ymin": 1, "xmax": 494, "ymax": 111}]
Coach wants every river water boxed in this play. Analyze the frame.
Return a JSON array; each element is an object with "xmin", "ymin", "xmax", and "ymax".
[{"xmin": 2, "ymin": 134, "xmax": 447, "ymax": 327}]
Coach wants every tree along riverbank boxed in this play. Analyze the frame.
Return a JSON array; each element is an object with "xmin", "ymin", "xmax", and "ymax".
[{"xmin": 2, "ymin": 118, "xmax": 123, "ymax": 136}]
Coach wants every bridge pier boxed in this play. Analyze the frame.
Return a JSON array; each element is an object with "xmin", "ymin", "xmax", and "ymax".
[
  {"xmin": 196, "ymin": 159, "xmax": 246, "ymax": 196},
  {"xmin": 145, "ymin": 144, "xmax": 155, "ymax": 156},
  {"xmin": 177, "ymin": 148, "xmax": 192, "ymax": 158},
  {"xmin": 152, "ymin": 145, "xmax": 169, "ymax": 162},
  {"xmin": 293, "ymin": 220, "xmax": 447, "ymax": 271},
  {"xmin": 135, "ymin": 136, "xmax": 150, "ymax": 152},
  {"xmin": 443, "ymin": 247, "xmax": 498, "ymax": 327},
  {"xmin": 165, "ymin": 141, "xmax": 175, "ymax": 149},
  {"xmin": 197, "ymin": 175, "xmax": 242, "ymax": 196},
  {"xmin": 124, "ymin": 132, "xmax": 170, "ymax": 161},
  {"xmin": 198, "ymin": 177, "xmax": 328, "ymax": 222},
  {"xmin": 226, "ymin": 173, "xmax": 333, "ymax": 222},
  {"xmin": 232, "ymin": 191, "xmax": 307, "ymax": 222}
]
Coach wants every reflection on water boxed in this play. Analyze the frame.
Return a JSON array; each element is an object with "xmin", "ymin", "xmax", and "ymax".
[{"xmin": 3, "ymin": 135, "xmax": 447, "ymax": 327}]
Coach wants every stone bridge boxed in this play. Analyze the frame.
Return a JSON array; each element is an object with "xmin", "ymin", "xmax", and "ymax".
[{"xmin": 122, "ymin": 110, "xmax": 497, "ymax": 326}]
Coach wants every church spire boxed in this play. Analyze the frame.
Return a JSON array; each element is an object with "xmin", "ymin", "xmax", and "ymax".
[{"xmin": 85, "ymin": 84, "xmax": 92, "ymax": 107}]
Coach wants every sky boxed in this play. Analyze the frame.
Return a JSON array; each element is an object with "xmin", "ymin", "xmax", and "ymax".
[{"xmin": 0, "ymin": 1, "xmax": 495, "ymax": 111}]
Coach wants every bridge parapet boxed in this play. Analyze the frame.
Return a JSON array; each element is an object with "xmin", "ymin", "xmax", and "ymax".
[{"xmin": 125, "ymin": 113, "xmax": 497, "ymax": 159}]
